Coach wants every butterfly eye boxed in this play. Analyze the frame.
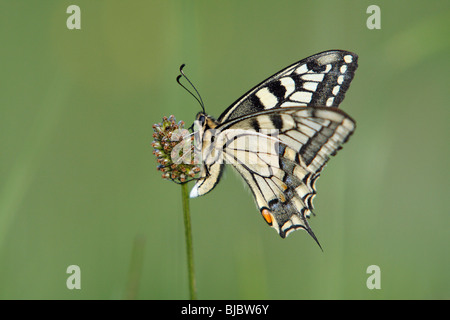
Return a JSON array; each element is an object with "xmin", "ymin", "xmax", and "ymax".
[{"xmin": 198, "ymin": 115, "xmax": 206, "ymax": 124}]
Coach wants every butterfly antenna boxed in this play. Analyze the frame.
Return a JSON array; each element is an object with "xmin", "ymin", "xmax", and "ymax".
[
  {"xmin": 176, "ymin": 74, "xmax": 203, "ymax": 109},
  {"xmin": 177, "ymin": 64, "xmax": 206, "ymax": 113}
]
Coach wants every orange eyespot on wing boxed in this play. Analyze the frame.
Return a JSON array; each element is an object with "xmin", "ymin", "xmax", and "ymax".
[{"xmin": 261, "ymin": 208, "xmax": 273, "ymax": 225}]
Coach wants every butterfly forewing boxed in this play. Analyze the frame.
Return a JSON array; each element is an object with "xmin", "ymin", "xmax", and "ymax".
[{"xmin": 217, "ymin": 50, "xmax": 358, "ymax": 122}]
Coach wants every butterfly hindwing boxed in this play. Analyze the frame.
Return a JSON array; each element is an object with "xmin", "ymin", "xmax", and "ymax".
[{"xmin": 217, "ymin": 107, "xmax": 355, "ymax": 238}]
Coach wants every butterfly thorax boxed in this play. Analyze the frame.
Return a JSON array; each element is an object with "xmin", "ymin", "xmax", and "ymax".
[
  {"xmin": 195, "ymin": 112, "xmax": 219, "ymax": 131},
  {"xmin": 190, "ymin": 112, "xmax": 225, "ymax": 199}
]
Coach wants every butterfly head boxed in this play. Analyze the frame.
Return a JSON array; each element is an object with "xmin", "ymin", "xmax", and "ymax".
[{"xmin": 195, "ymin": 112, "xmax": 219, "ymax": 131}]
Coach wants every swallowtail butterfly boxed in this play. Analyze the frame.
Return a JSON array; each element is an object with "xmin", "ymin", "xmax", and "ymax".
[{"xmin": 184, "ymin": 50, "xmax": 358, "ymax": 243}]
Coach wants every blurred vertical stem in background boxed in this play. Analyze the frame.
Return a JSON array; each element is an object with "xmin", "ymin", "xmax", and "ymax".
[
  {"xmin": 181, "ymin": 182, "xmax": 197, "ymax": 300},
  {"xmin": 178, "ymin": 1, "xmax": 200, "ymax": 300},
  {"xmin": 125, "ymin": 235, "xmax": 146, "ymax": 300}
]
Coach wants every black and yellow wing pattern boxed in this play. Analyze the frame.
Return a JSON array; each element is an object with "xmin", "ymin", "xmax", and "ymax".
[{"xmin": 190, "ymin": 50, "xmax": 358, "ymax": 242}]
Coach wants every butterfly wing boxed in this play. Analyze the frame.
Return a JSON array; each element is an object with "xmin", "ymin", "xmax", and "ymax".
[
  {"xmin": 191, "ymin": 51, "xmax": 358, "ymax": 199},
  {"xmin": 190, "ymin": 50, "xmax": 358, "ymax": 239},
  {"xmin": 218, "ymin": 50, "xmax": 358, "ymax": 122},
  {"xmin": 217, "ymin": 106, "xmax": 355, "ymax": 238}
]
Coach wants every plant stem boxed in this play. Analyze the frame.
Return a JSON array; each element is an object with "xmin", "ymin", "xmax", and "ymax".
[{"xmin": 181, "ymin": 182, "xmax": 197, "ymax": 300}]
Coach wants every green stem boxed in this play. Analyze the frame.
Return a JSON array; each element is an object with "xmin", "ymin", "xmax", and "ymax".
[{"xmin": 181, "ymin": 182, "xmax": 197, "ymax": 300}]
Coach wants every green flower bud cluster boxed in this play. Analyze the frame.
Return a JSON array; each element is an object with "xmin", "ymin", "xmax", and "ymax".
[{"xmin": 152, "ymin": 115, "xmax": 201, "ymax": 183}]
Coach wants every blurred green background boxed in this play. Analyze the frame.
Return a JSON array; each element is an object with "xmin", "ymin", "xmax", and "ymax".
[{"xmin": 0, "ymin": 0, "xmax": 449, "ymax": 299}]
